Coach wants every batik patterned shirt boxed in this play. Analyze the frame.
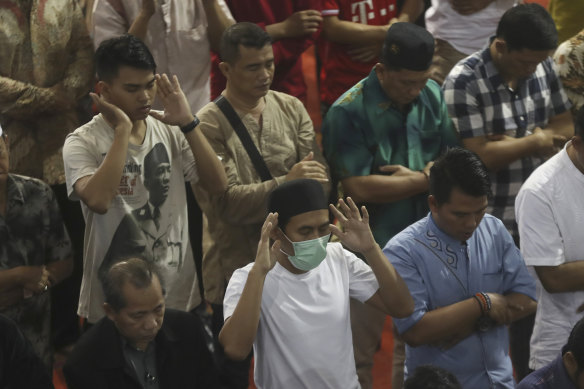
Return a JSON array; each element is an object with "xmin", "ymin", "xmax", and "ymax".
[{"xmin": 0, "ymin": 174, "xmax": 72, "ymax": 367}]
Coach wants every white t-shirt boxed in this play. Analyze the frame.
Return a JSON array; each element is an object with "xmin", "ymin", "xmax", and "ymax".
[
  {"xmin": 425, "ymin": 0, "xmax": 516, "ymax": 55},
  {"xmin": 516, "ymin": 143, "xmax": 584, "ymax": 369},
  {"xmin": 63, "ymin": 114, "xmax": 200, "ymax": 323},
  {"xmin": 223, "ymin": 242, "xmax": 379, "ymax": 389}
]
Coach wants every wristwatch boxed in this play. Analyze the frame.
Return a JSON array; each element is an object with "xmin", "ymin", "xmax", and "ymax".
[{"xmin": 180, "ymin": 115, "xmax": 200, "ymax": 134}]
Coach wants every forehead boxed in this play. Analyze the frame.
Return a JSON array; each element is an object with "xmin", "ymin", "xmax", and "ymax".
[
  {"xmin": 387, "ymin": 67, "xmax": 431, "ymax": 82},
  {"xmin": 285, "ymin": 209, "xmax": 329, "ymax": 229},
  {"xmin": 109, "ymin": 66, "xmax": 156, "ymax": 85},
  {"xmin": 120, "ymin": 276, "xmax": 164, "ymax": 312},
  {"xmin": 440, "ymin": 187, "xmax": 488, "ymax": 210},
  {"xmin": 506, "ymin": 48, "xmax": 552, "ymax": 63},
  {"xmin": 234, "ymin": 44, "xmax": 274, "ymax": 65}
]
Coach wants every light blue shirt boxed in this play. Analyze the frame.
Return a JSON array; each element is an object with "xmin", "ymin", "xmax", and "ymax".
[{"xmin": 384, "ymin": 213, "xmax": 536, "ymax": 388}]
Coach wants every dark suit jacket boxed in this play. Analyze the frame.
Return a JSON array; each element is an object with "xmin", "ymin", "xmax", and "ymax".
[{"xmin": 63, "ymin": 309, "xmax": 218, "ymax": 389}]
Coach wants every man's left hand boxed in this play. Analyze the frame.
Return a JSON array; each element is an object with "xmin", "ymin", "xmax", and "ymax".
[
  {"xmin": 149, "ymin": 74, "xmax": 194, "ymax": 127},
  {"xmin": 329, "ymin": 197, "xmax": 377, "ymax": 254}
]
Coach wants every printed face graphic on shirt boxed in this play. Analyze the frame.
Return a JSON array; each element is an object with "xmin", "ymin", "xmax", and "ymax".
[{"xmin": 144, "ymin": 143, "xmax": 171, "ymax": 207}]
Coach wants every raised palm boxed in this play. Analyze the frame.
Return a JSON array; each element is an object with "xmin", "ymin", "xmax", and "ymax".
[{"xmin": 329, "ymin": 198, "xmax": 376, "ymax": 253}]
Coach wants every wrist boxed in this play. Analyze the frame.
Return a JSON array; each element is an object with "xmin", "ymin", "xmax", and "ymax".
[{"xmin": 179, "ymin": 115, "xmax": 200, "ymax": 134}]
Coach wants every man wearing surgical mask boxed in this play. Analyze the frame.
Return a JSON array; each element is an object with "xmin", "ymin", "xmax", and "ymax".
[{"xmin": 219, "ymin": 178, "xmax": 414, "ymax": 389}]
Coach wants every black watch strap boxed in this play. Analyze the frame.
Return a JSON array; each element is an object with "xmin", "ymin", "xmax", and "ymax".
[{"xmin": 180, "ymin": 115, "xmax": 200, "ymax": 134}]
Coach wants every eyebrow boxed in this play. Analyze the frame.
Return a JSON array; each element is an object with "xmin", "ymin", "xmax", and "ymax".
[{"xmin": 123, "ymin": 77, "xmax": 156, "ymax": 88}]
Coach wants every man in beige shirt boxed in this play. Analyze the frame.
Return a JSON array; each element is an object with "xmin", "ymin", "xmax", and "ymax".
[{"xmin": 193, "ymin": 22, "xmax": 329, "ymax": 388}]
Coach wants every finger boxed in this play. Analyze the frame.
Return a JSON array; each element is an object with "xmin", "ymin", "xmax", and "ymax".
[
  {"xmin": 149, "ymin": 110, "xmax": 165, "ymax": 121},
  {"xmin": 301, "ymin": 151, "xmax": 314, "ymax": 161},
  {"xmin": 89, "ymin": 92, "xmax": 101, "ymax": 106},
  {"xmin": 329, "ymin": 203, "xmax": 348, "ymax": 223},
  {"xmin": 338, "ymin": 198, "xmax": 352, "ymax": 218},
  {"xmin": 329, "ymin": 223, "xmax": 344, "ymax": 239},
  {"xmin": 378, "ymin": 165, "xmax": 399, "ymax": 173},
  {"xmin": 171, "ymin": 74, "xmax": 181, "ymax": 92},
  {"xmin": 345, "ymin": 197, "xmax": 361, "ymax": 217},
  {"xmin": 361, "ymin": 205, "xmax": 370, "ymax": 224}
]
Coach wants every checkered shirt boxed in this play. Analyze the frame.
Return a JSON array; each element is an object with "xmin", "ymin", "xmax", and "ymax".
[{"xmin": 443, "ymin": 47, "xmax": 571, "ymax": 243}]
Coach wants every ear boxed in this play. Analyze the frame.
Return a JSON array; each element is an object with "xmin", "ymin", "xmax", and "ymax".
[
  {"xmin": 218, "ymin": 61, "xmax": 230, "ymax": 79},
  {"xmin": 493, "ymin": 38, "xmax": 508, "ymax": 55},
  {"xmin": 564, "ymin": 351, "xmax": 579, "ymax": 378},
  {"xmin": 428, "ymin": 194, "xmax": 439, "ymax": 213},
  {"xmin": 97, "ymin": 80, "xmax": 110, "ymax": 99},
  {"xmin": 374, "ymin": 63, "xmax": 385, "ymax": 82},
  {"xmin": 103, "ymin": 302, "xmax": 116, "ymax": 321}
]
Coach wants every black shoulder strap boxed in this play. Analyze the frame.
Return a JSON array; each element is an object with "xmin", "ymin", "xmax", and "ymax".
[{"xmin": 214, "ymin": 95, "xmax": 273, "ymax": 182}]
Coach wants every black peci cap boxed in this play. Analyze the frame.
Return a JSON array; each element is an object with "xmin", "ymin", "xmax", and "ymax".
[{"xmin": 380, "ymin": 22, "xmax": 435, "ymax": 71}]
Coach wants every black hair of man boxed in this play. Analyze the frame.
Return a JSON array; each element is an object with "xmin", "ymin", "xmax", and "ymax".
[
  {"xmin": 101, "ymin": 257, "xmax": 166, "ymax": 312},
  {"xmin": 219, "ymin": 22, "xmax": 272, "ymax": 65},
  {"xmin": 404, "ymin": 365, "xmax": 462, "ymax": 389},
  {"xmin": 496, "ymin": 3, "xmax": 557, "ymax": 52},
  {"xmin": 563, "ymin": 317, "xmax": 584, "ymax": 370},
  {"xmin": 429, "ymin": 147, "xmax": 491, "ymax": 205},
  {"xmin": 574, "ymin": 107, "xmax": 584, "ymax": 139},
  {"xmin": 95, "ymin": 34, "xmax": 157, "ymax": 82}
]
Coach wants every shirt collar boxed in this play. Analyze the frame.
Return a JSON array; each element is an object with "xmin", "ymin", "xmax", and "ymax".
[{"xmin": 427, "ymin": 213, "xmax": 468, "ymax": 248}]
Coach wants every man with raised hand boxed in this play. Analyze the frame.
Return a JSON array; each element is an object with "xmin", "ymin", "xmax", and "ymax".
[
  {"xmin": 63, "ymin": 34, "xmax": 227, "ymax": 325},
  {"xmin": 220, "ymin": 178, "xmax": 413, "ymax": 389}
]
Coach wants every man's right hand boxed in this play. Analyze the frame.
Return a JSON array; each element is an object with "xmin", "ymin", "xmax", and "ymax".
[
  {"xmin": 286, "ymin": 152, "xmax": 328, "ymax": 183},
  {"xmin": 90, "ymin": 92, "xmax": 132, "ymax": 135},
  {"xmin": 487, "ymin": 293, "xmax": 525, "ymax": 326},
  {"xmin": 141, "ymin": 0, "xmax": 157, "ymax": 17},
  {"xmin": 252, "ymin": 213, "xmax": 280, "ymax": 276},
  {"xmin": 268, "ymin": 10, "xmax": 322, "ymax": 40}
]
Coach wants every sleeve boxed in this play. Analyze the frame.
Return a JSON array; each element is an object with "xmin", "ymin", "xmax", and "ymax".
[
  {"xmin": 223, "ymin": 267, "xmax": 250, "ymax": 321},
  {"xmin": 62, "ymin": 131, "xmax": 99, "ymax": 199},
  {"xmin": 92, "ymin": 0, "xmax": 130, "ymax": 48},
  {"xmin": 342, "ymin": 247, "xmax": 379, "ymax": 302},
  {"xmin": 383, "ymin": 238, "xmax": 429, "ymax": 335},
  {"xmin": 443, "ymin": 68, "xmax": 488, "ymax": 139},
  {"xmin": 435, "ymin": 85, "xmax": 461, "ymax": 149},
  {"xmin": 497, "ymin": 220, "xmax": 537, "ymax": 300},
  {"xmin": 516, "ymin": 186, "xmax": 564, "ymax": 267},
  {"xmin": 543, "ymin": 58, "xmax": 572, "ymax": 116},
  {"xmin": 0, "ymin": 315, "xmax": 53, "ymax": 389},
  {"xmin": 44, "ymin": 184, "xmax": 73, "ymax": 264},
  {"xmin": 322, "ymin": 104, "xmax": 374, "ymax": 179},
  {"xmin": 322, "ymin": 0, "xmax": 340, "ymax": 16}
]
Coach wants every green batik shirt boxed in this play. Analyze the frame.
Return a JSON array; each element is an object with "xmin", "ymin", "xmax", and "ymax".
[{"xmin": 322, "ymin": 69, "xmax": 459, "ymax": 246}]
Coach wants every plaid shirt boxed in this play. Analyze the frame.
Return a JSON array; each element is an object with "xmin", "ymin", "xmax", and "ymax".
[{"xmin": 443, "ymin": 47, "xmax": 571, "ymax": 243}]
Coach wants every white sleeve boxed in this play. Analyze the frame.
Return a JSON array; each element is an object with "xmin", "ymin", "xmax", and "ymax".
[
  {"xmin": 62, "ymin": 132, "xmax": 99, "ymax": 200},
  {"xmin": 92, "ymin": 0, "xmax": 129, "ymax": 48},
  {"xmin": 516, "ymin": 187, "xmax": 565, "ymax": 266},
  {"xmin": 343, "ymin": 247, "xmax": 379, "ymax": 303},
  {"xmin": 223, "ymin": 266, "xmax": 250, "ymax": 321}
]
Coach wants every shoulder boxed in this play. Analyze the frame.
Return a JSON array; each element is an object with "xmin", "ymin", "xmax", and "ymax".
[
  {"xmin": 66, "ymin": 318, "xmax": 116, "ymax": 367},
  {"xmin": 444, "ymin": 51, "xmax": 484, "ymax": 89},
  {"xmin": 65, "ymin": 115, "xmax": 110, "ymax": 150},
  {"xmin": 266, "ymin": 90, "xmax": 308, "ymax": 117}
]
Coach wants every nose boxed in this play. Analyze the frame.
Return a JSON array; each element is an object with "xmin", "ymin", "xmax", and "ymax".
[
  {"xmin": 143, "ymin": 314, "xmax": 158, "ymax": 331},
  {"xmin": 464, "ymin": 215, "xmax": 479, "ymax": 230}
]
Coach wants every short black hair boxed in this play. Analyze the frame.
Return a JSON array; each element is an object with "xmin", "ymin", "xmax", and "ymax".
[
  {"xmin": 575, "ymin": 107, "xmax": 584, "ymax": 138},
  {"xmin": 219, "ymin": 22, "xmax": 272, "ymax": 64},
  {"xmin": 563, "ymin": 317, "xmax": 584, "ymax": 369},
  {"xmin": 430, "ymin": 148, "xmax": 491, "ymax": 205},
  {"xmin": 404, "ymin": 365, "xmax": 462, "ymax": 389},
  {"xmin": 95, "ymin": 34, "xmax": 157, "ymax": 82},
  {"xmin": 496, "ymin": 3, "xmax": 557, "ymax": 52},
  {"xmin": 101, "ymin": 257, "xmax": 166, "ymax": 311}
]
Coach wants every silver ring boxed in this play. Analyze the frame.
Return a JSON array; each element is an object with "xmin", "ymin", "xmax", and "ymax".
[{"xmin": 43, "ymin": 284, "xmax": 48, "ymax": 292}]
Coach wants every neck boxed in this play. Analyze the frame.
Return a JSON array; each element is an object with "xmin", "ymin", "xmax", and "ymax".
[
  {"xmin": 223, "ymin": 88, "xmax": 264, "ymax": 115},
  {"xmin": 567, "ymin": 141, "xmax": 584, "ymax": 174},
  {"xmin": 129, "ymin": 119, "xmax": 147, "ymax": 145}
]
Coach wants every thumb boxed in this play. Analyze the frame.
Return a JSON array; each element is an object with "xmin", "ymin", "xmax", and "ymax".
[
  {"xmin": 378, "ymin": 165, "xmax": 399, "ymax": 173},
  {"xmin": 301, "ymin": 151, "xmax": 314, "ymax": 162},
  {"xmin": 149, "ymin": 109, "xmax": 165, "ymax": 121}
]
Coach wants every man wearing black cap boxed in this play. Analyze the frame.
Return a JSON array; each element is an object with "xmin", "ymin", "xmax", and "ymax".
[
  {"xmin": 219, "ymin": 178, "xmax": 414, "ymax": 389},
  {"xmin": 322, "ymin": 21, "xmax": 458, "ymax": 387}
]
